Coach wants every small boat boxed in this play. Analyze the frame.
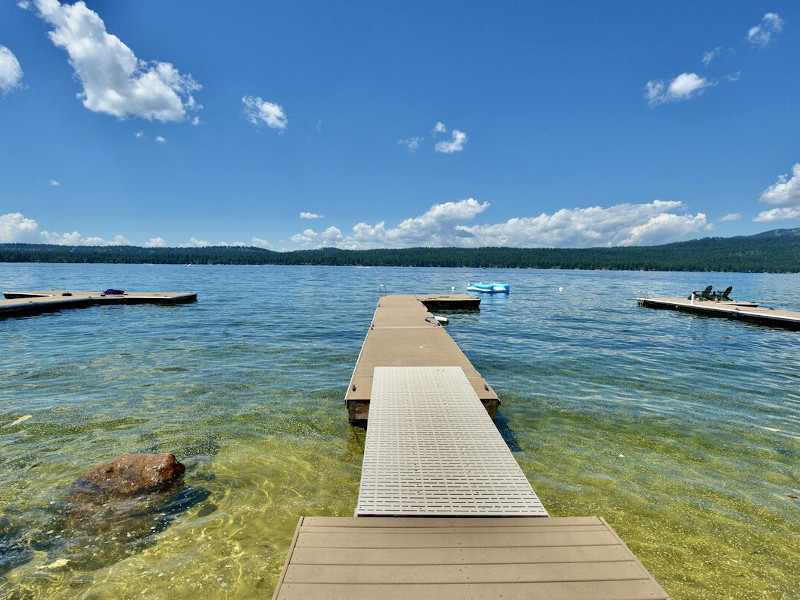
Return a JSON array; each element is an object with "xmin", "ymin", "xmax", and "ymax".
[{"xmin": 467, "ymin": 282, "xmax": 510, "ymax": 294}]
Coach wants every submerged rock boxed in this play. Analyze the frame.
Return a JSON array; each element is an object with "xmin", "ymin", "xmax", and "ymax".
[{"xmin": 70, "ymin": 453, "xmax": 185, "ymax": 502}]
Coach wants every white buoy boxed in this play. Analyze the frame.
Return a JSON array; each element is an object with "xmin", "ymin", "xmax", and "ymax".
[{"xmin": 558, "ymin": 286, "xmax": 563, "ymax": 293}]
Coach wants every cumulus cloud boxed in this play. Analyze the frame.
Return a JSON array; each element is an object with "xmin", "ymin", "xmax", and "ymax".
[
  {"xmin": 433, "ymin": 122, "xmax": 447, "ymax": 134},
  {"xmin": 758, "ymin": 163, "xmax": 800, "ymax": 207},
  {"xmin": 435, "ymin": 129, "xmax": 468, "ymax": 154},
  {"xmin": 755, "ymin": 163, "xmax": 800, "ymax": 222},
  {"xmin": 1, "ymin": 212, "xmax": 137, "ymax": 245},
  {"xmin": 719, "ymin": 213, "xmax": 742, "ymax": 222},
  {"xmin": 0, "ymin": 45, "xmax": 23, "ymax": 93},
  {"xmin": 645, "ymin": 73, "xmax": 712, "ymax": 106},
  {"xmin": 41, "ymin": 231, "xmax": 132, "ymax": 245},
  {"xmin": 0, "ymin": 212, "xmax": 39, "ymax": 242},
  {"xmin": 398, "ymin": 137, "xmax": 423, "ymax": 153},
  {"xmin": 29, "ymin": 0, "xmax": 200, "ymax": 121},
  {"xmin": 748, "ymin": 13, "xmax": 784, "ymax": 47},
  {"xmin": 184, "ymin": 237, "xmax": 244, "ymax": 247},
  {"xmin": 753, "ymin": 207, "xmax": 800, "ymax": 223},
  {"xmin": 134, "ymin": 130, "xmax": 144, "ymax": 138},
  {"xmin": 300, "ymin": 212, "xmax": 323, "ymax": 219},
  {"xmin": 290, "ymin": 199, "xmax": 708, "ymax": 249},
  {"xmin": 290, "ymin": 226, "xmax": 343, "ymax": 247},
  {"xmin": 49, "ymin": 180, "xmax": 60, "ymax": 187},
  {"xmin": 155, "ymin": 135, "xmax": 166, "ymax": 143},
  {"xmin": 251, "ymin": 237, "xmax": 270, "ymax": 249},
  {"xmin": 242, "ymin": 95, "xmax": 287, "ymax": 130},
  {"xmin": 145, "ymin": 237, "xmax": 166, "ymax": 247}
]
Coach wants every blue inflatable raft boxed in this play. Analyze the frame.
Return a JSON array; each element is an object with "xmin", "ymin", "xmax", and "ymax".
[{"xmin": 467, "ymin": 282, "xmax": 511, "ymax": 294}]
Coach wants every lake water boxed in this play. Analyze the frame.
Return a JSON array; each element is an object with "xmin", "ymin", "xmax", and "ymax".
[{"xmin": 0, "ymin": 263, "xmax": 798, "ymax": 599}]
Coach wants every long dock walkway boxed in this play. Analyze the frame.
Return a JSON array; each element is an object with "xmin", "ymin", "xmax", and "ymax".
[
  {"xmin": 1, "ymin": 290, "xmax": 197, "ymax": 320},
  {"xmin": 357, "ymin": 366, "xmax": 547, "ymax": 516},
  {"xmin": 273, "ymin": 294, "xmax": 669, "ymax": 599},
  {"xmin": 638, "ymin": 296, "xmax": 800, "ymax": 330},
  {"xmin": 345, "ymin": 294, "xmax": 497, "ymax": 421}
]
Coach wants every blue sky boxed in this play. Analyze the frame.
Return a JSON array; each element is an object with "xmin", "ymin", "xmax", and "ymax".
[{"xmin": 1, "ymin": 1, "xmax": 799, "ymax": 250}]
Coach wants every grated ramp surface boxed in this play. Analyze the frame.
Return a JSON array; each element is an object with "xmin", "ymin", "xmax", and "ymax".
[{"xmin": 356, "ymin": 366, "xmax": 548, "ymax": 516}]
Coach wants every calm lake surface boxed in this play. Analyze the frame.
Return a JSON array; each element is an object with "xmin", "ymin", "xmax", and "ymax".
[{"xmin": 1, "ymin": 263, "xmax": 798, "ymax": 599}]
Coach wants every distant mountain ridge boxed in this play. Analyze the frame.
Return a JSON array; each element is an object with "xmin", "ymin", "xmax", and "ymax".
[
  {"xmin": 1, "ymin": 228, "xmax": 799, "ymax": 272},
  {"xmin": 750, "ymin": 227, "xmax": 800, "ymax": 237}
]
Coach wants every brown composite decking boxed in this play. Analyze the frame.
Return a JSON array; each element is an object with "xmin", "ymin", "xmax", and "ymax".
[
  {"xmin": 638, "ymin": 296, "xmax": 800, "ymax": 330},
  {"xmin": 345, "ymin": 294, "xmax": 498, "ymax": 421},
  {"xmin": 1, "ymin": 290, "xmax": 197, "ymax": 319},
  {"xmin": 272, "ymin": 516, "xmax": 669, "ymax": 600}
]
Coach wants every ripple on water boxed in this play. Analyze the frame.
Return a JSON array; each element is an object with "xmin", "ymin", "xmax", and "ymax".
[{"xmin": 0, "ymin": 265, "xmax": 798, "ymax": 599}]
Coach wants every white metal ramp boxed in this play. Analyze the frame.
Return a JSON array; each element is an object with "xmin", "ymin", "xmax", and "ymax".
[{"xmin": 356, "ymin": 366, "xmax": 548, "ymax": 517}]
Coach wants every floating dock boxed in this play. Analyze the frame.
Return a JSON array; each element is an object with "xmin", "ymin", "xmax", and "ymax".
[
  {"xmin": 638, "ymin": 296, "xmax": 800, "ymax": 330},
  {"xmin": 345, "ymin": 294, "xmax": 495, "ymax": 422},
  {"xmin": 273, "ymin": 516, "xmax": 668, "ymax": 600},
  {"xmin": 273, "ymin": 294, "xmax": 668, "ymax": 599},
  {"xmin": 356, "ymin": 366, "xmax": 547, "ymax": 517},
  {"xmin": 1, "ymin": 290, "xmax": 197, "ymax": 320}
]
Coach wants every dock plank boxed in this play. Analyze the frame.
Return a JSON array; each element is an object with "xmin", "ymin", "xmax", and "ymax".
[
  {"xmin": 345, "ymin": 294, "xmax": 497, "ymax": 421},
  {"xmin": 273, "ymin": 517, "xmax": 669, "ymax": 600}
]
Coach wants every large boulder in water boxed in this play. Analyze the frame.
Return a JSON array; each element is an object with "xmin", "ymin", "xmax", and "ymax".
[{"xmin": 71, "ymin": 453, "xmax": 185, "ymax": 501}]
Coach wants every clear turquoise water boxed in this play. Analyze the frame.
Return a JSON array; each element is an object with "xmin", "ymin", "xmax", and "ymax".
[{"xmin": 0, "ymin": 264, "xmax": 798, "ymax": 599}]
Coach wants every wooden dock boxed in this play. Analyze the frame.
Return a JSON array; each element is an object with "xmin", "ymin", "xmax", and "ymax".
[
  {"xmin": 637, "ymin": 296, "xmax": 800, "ymax": 330},
  {"xmin": 1, "ymin": 290, "xmax": 197, "ymax": 320},
  {"xmin": 273, "ymin": 516, "xmax": 669, "ymax": 600},
  {"xmin": 273, "ymin": 294, "xmax": 669, "ymax": 599},
  {"xmin": 345, "ymin": 294, "xmax": 496, "ymax": 422}
]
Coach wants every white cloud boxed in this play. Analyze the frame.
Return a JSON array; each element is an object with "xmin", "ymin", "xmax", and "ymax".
[
  {"xmin": 754, "ymin": 207, "xmax": 800, "ymax": 222},
  {"xmin": 242, "ymin": 95, "xmax": 287, "ymax": 130},
  {"xmin": 40, "ymin": 230, "xmax": 131, "ymax": 245},
  {"xmin": 701, "ymin": 47, "xmax": 722, "ymax": 66},
  {"xmin": 645, "ymin": 73, "xmax": 712, "ymax": 106},
  {"xmin": 134, "ymin": 130, "xmax": 144, "ymax": 138},
  {"xmin": 184, "ymin": 237, "xmax": 244, "ymax": 247},
  {"xmin": 755, "ymin": 163, "xmax": 800, "ymax": 222},
  {"xmin": 290, "ymin": 226, "xmax": 343, "ymax": 247},
  {"xmin": 191, "ymin": 116, "xmax": 200, "ymax": 126},
  {"xmin": 719, "ymin": 213, "xmax": 742, "ymax": 222},
  {"xmin": 30, "ymin": 0, "xmax": 200, "ymax": 121},
  {"xmin": 291, "ymin": 198, "xmax": 708, "ymax": 249},
  {"xmin": 759, "ymin": 163, "xmax": 800, "ymax": 207},
  {"xmin": 0, "ymin": 45, "xmax": 23, "ymax": 93},
  {"xmin": 17, "ymin": 1, "xmax": 32, "ymax": 8},
  {"xmin": 433, "ymin": 122, "xmax": 447, "ymax": 134},
  {"xmin": 145, "ymin": 237, "xmax": 166, "ymax": 247},
  {"xmin": 748, "ymin": 13, "xmax": 784, "ymax": 47},
  {"xmin": 49, "ymin": 180, "xmax": 60, "ymax": 187},
  {"xmin": 155, "ymin": 135, "xmax": 166, "ymax": 143},
  {"xmin": 251, "ymin": 237, "xmax": 271, "ymax": 248},
  {"xmin": 435, "ymin": 129, "xmax": 468, "ymax": 154},
  {"xmin": 0, "ymin": 212, "xmax": 39, "ymax": 242},
  {"xmin": 300, "ymin": 212, "xmax": 324, "ymax": 219},
  {"xmin": 398, "ymin": 137, "xmax": 423, "ymax": 153}
]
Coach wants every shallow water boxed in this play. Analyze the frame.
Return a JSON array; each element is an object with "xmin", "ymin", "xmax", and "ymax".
[{"xmin": 0, "ymin": 264, "xmax": 798, "ymax": 599}]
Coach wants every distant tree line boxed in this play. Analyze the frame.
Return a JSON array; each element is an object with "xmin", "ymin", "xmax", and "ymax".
[{"xmin": 1, "ymin": 232, "xmax": 799, "ymax": 272}]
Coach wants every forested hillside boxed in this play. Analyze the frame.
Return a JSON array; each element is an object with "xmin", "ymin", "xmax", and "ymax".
[{"xmin": 1, "ymin": 230, "xmax": 799, "ymax": 272}]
